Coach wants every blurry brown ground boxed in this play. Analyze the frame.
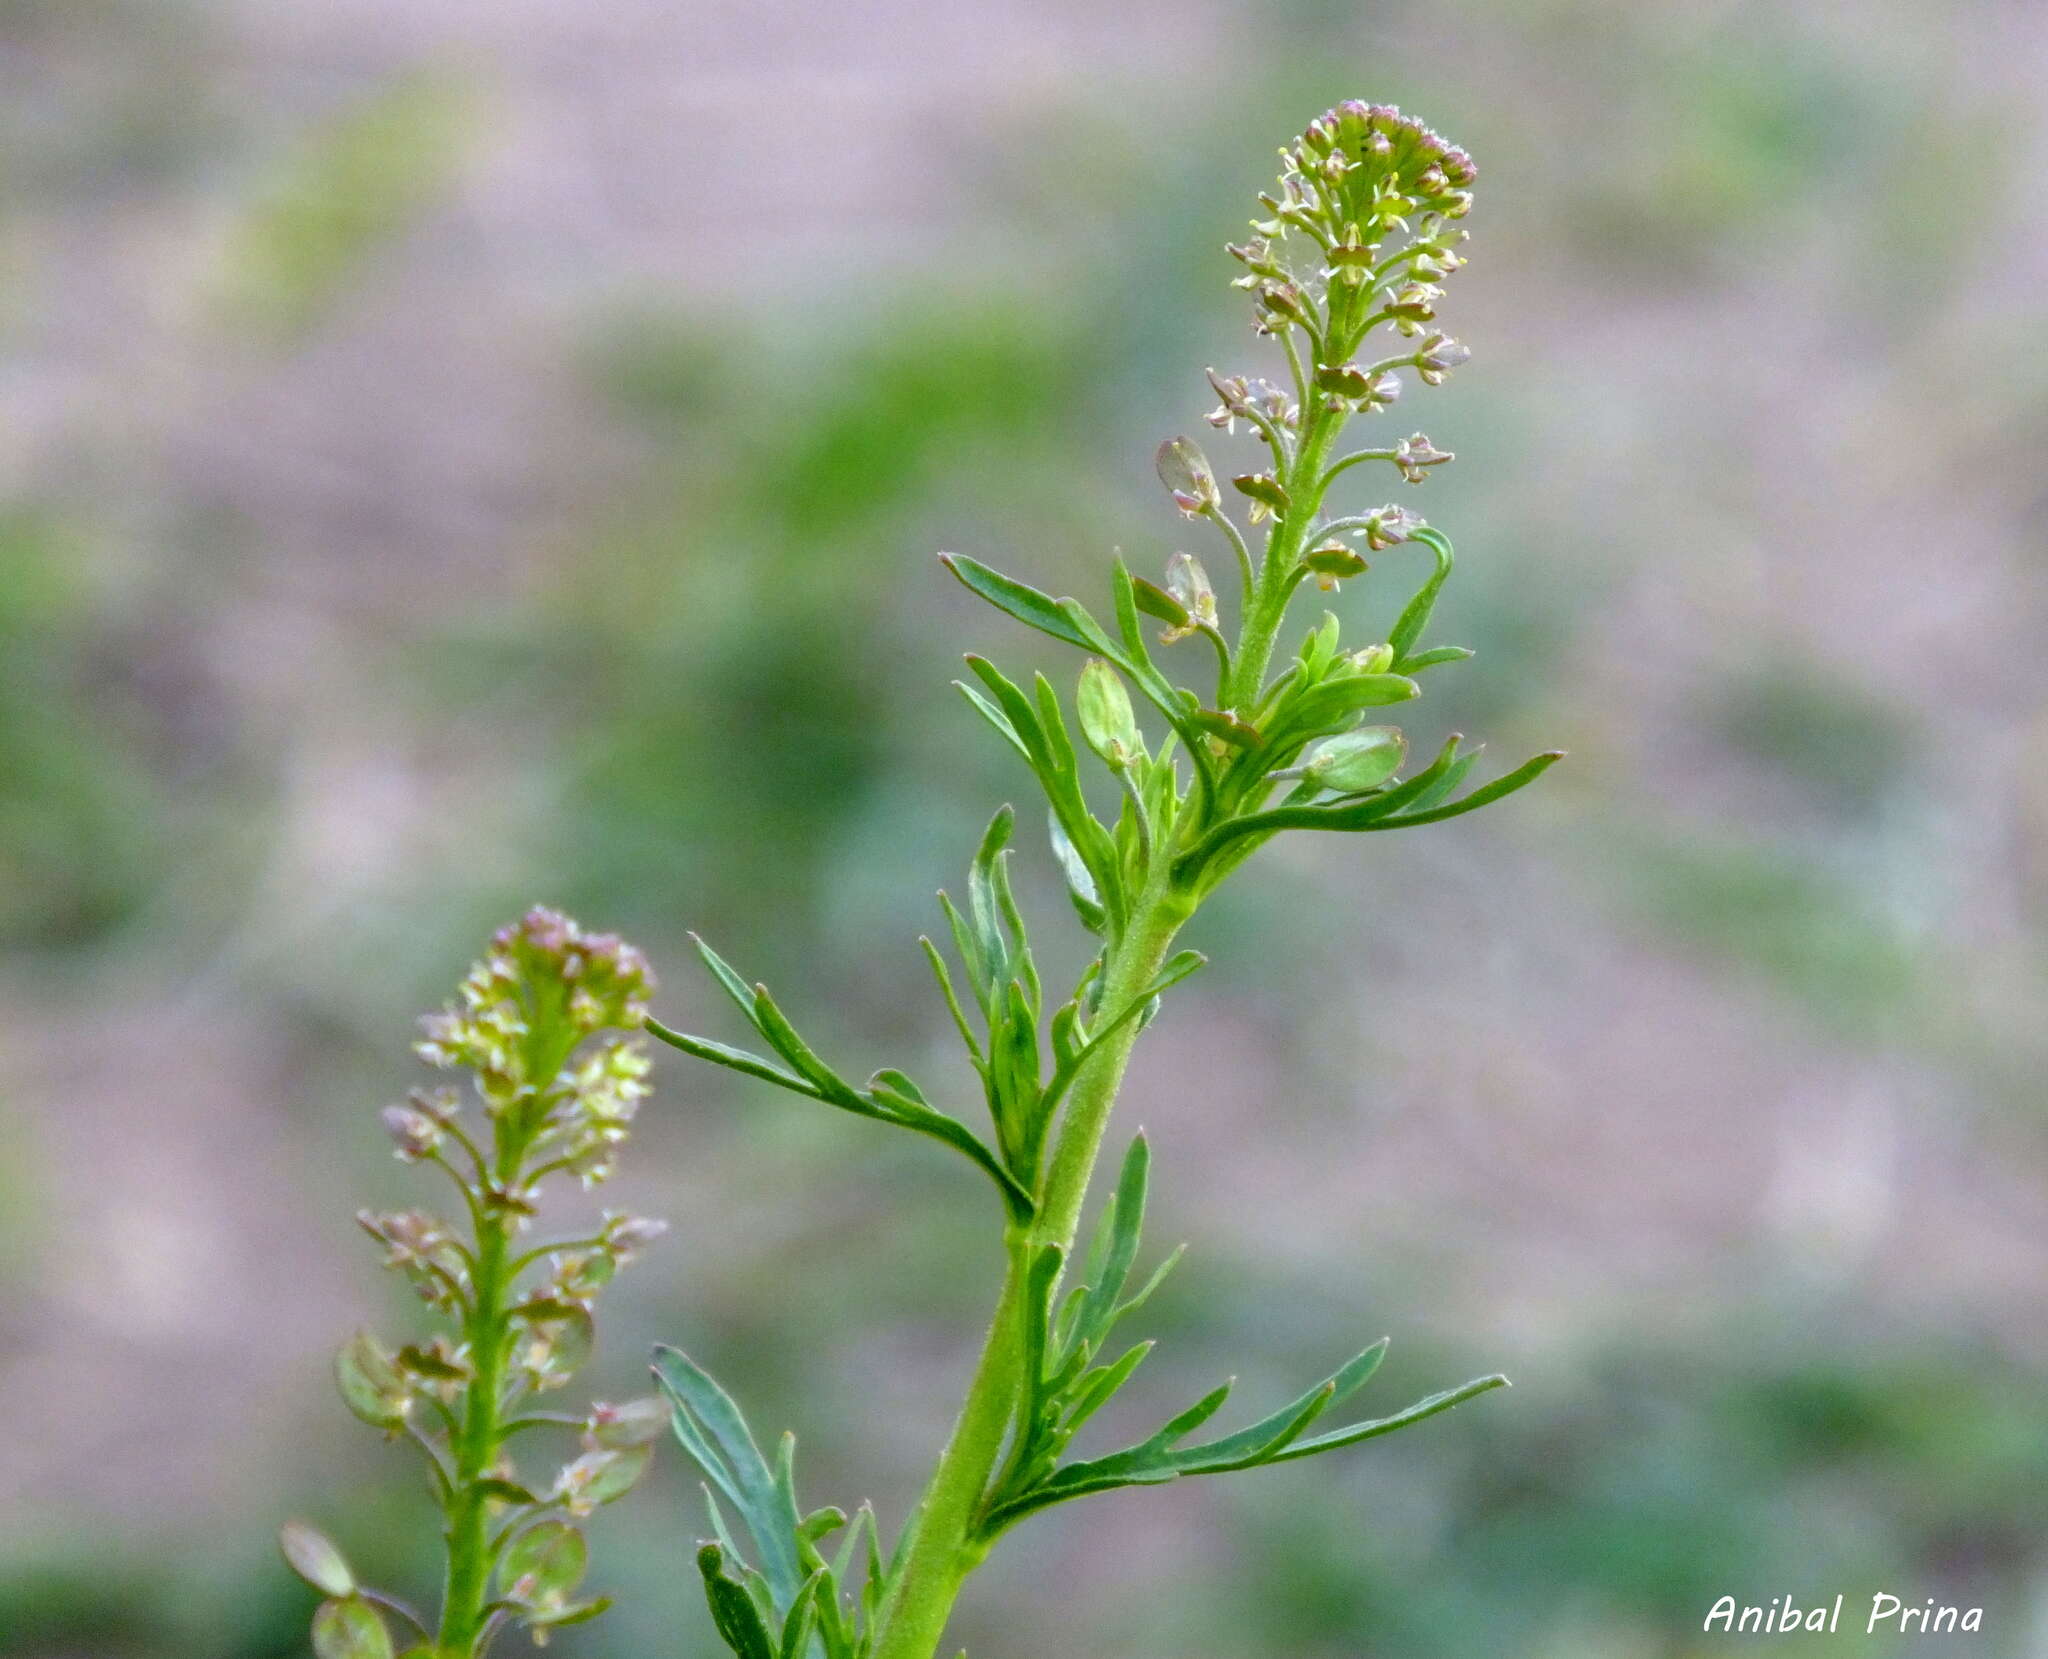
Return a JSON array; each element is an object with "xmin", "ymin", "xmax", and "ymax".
[{"xmin": 2, "ymin": 1, "xmax": 2046, "ymax": 1655}]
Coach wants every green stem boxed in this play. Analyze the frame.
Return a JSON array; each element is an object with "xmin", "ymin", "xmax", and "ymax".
[
  {"xmin": 868, "ymin": 885, "xmax": 1192, "ymax": 1659},
  {"xmin": 438, "ymin": 1206, "xmax": 512, "ymax": 1653},
  {"xmin": 1228, "ymin": 399, "xmax": 1343, "ymax": 714}
]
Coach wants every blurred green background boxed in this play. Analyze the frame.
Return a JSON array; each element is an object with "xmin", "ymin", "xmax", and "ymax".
[{"xmin": 3, "ymin": 0, "xmax": 2045, "ymax": 1655}]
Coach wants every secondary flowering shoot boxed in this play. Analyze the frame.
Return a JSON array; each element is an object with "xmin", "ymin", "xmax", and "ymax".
[{"xmin": 284, "ymin": 909, "xmax": 666, "ymax": 1659}]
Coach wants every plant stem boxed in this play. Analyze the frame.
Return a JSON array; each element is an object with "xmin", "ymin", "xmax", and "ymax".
[
  {"xmin": 869, "ymin": 882, "xmax": 1192, "ymax": 1659},
  {"xmin": 439, "ymin": 1205, "xmax": 512, "ymax": 1653},
  {"xmin": 1228, "ymin": 402, "xmax": 1343, "ymax": 714}
]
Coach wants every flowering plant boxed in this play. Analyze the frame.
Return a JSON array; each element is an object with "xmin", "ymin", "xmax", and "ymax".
[
  {"xmin": 282, "ymin": 910, "xmax": 668, "ymax": 1658},
  {"xmin": 645, "ymin": 100, "xmax": 1560, "ymax": 1659},
  {"xmin": 282, "ymin": 97, "xmax": 1554, "ymax": 1659}
]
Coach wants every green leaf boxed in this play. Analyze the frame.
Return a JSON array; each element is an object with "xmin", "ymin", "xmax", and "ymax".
[
  {"xmin": 987, "ymin": 1336, "xmax": 1505, "ymax": 1533},
  {"xmin": 1129, "ymin": 576, "xmax": 1188, "ymax": 630},
  {"xmin": 1157, "ymin": 1341, "xmax": 1390, "ymax": 1472},
  {"xmin": 1060, "ymin": 1340, "xmax": 1154, "ymax": 1434},
  {"xmin": 1263, "ymin": 1373, "xmax": 1510, "ymax": 1463},
  {"xmin": 698, "ymin": 1542, "xmax": 778, "ymax": 1659},
  {"xmin": 940, "ymin": 553, "xmax": 1093, "ymax": 651},
  {"xmin": 1281, "ymin": 672, "xmax": 1419, "ymax": 736},
  {"xmin": 968, "ymin": 803, "xmax": 1016, "ymax": 951},
  {"xmin": 692, "ymin": 933, "xmax": 768, "ymax": 1028},
  {"xmin": 1365, "ymin": 750, "xmax": 1564, "ymax": 828},
  {"xmin": 866, "ymin": 1074, "xmax": 1035, "ymax": 1218},
  {"xmin": 280, "ymin": 1521, "xmax": 355, "ymax": 1599},
  {"xmin": 955, "ymin": 680, "xmax": 1031, "ymax": 763},
  {"xmin": 1040, "ymin": 951, "xmax": 1204, "ymax": 1118},
  {"xmin": 645, "ymin": 1021, "xmax": 816, "ymax": 1096},
  {"xmin": 1388, "ymin": 526, "xmax": 1454, "ymax": 661},
  {"xmin": 1404, "ymin": 746, "xmax": 1480, "ymax": 814},
  {"xmin": 1047, "ymin": 813, "xmax": 1108, "ymax": 935},
  {"xmin": 661, "ymin": 939, "xmax": 1028, "ymax": 1214},
  {"xmin": 750, "ymin": 989, "xmax": 862, "ymax": 1104},
  {"xmin": 1065, "ymin": 1136, "xmax": 1151, "ymax": 1355},
  {"xmin": 311, "ymin": 1596, "xmax": 393, "ymax": 1659},
  {"xmin": 920, "ymin": 936, "xmax": 986, "ymax": 1066},
  {"xmin": 659, "ymin": 1351, "xmax": 807, "ymax": 1612},
  {"xmin": 777, "ymin": 1571, "xmax": 825, "ymax": 1659},
  {"xmin": 965, "ymin": 659, "xmax": 1126, "ymax": 927},
  {"xmin": 1396, "ymin": 644, "xmax": 1474, "ymax": 673},
  {"xmin": 1174, "ymin": 735, "xmax": 1470, "ymax": 882}
]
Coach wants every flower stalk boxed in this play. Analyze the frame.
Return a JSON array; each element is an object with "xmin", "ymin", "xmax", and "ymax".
[
  {"xmin": 284, "ymin": 910, "xmax": 667, "ymax": 1659},
  {"xmin": 644, "ymin": 98, "xmax": 1559, "ymax": 1659}
]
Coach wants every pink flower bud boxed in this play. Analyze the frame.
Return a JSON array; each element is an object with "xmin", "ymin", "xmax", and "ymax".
[{"xmin": 380, "ymin": 1105, "xmax": 442, "ymax": 1161}]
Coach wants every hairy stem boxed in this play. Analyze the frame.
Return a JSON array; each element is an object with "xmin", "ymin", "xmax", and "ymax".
[
  {"xmin": 1228, "ymin": 402, "xmax": 1343, "ymax": 714},
  {"xmin": 439, "ymin": 1195, "xmax": 513, "ymax": 1651},
  {"xmin": 869, "ymin": 883, "xmax": 1192, "ymax": 1659}
]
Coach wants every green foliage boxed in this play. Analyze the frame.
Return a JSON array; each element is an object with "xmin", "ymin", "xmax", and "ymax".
[
  {"xmin": 657, "ymin": 1349, "xmax": 885, "ymax": 1659},
  {"xmin": 978, "ymin": 1137, "xmax": 1507, "ymax": 1538},
  {"xmin": 648, "ymin": 99, "xmax": 1558, "ymax": 1659}
]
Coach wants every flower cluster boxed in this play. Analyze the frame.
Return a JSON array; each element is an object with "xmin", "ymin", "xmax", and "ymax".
[
  {"xmin": 416, "ymin": 906, "xmax": 654, "ymax": 1106},
  {"xmin": 285, "ymin": 911, "xmax": 665, "ymax": 1659},
  {"xmin": 1221, "ymin": 100, "xmax": 1476, "ymax": 444},
  {"xmin": 1279, "ymin": 100, "xmax": 1476, "ymax": 245}
]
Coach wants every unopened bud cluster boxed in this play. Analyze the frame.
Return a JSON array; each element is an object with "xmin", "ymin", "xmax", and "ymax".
[
  {"xmin": 1139, "ymin": 103, "xmax": 1482, "ymax": 614},
  {"xmin": 1212, "ymin": 102, "xmax": 1475, "ymax": 488}
]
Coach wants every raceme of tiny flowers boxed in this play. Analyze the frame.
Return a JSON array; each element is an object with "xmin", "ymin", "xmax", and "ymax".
[
  {"xmin": 644, "ymin": 101, "xmax": 1560, "ymax": 1659},
  {"xmin": 282, "ymin": 909, "xmax": 667, "ymax": 1659}
]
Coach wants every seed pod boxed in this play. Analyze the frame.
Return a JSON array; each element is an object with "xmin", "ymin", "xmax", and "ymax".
[
  {"xmin": 1077, "ymin": 659, "xmax": 1141, "ymax": 771},
  {"xmin": 501, "ymin": 1520, "xmax": 588, "ymax": 1608},
  {"xmin": 1303, "ymin": 727, "xmax": 1408, "ymax": 793},
  {"xmin": 601, "ymin": 1213, "xmax": 668, "ymax": 1263},
  {"xmin": 1164, "ymin": 552, "xmax": 1219, "ymax": 632},
  {"xmin": 1155, "ymin": 437, "xmax": 1220, "ymax": 516},
  {"xmin": 280, "ymin": 1521, "xmax": 356, "ymax": 1599},
  {"xmin": 555, "ymin": 1444, "xmax": 654, "ymax": 1517},
  {"xmin": 1231, "ymin": 472, "xmax": 1291, "ymax": 522},
  {"xmin": 335, "ymin": 1331, "xmax": 411, "ymax": 1429},
  {"xmin": 515, "ymin": 1300, "xmax": 596, "ymax": 1388},
  {"xmin": 585, "ymin": 1395, "xmax": 670, "ymax": 1450},
  {"xmin": 1303, "ymin": 542, "xmax": 1367, "ymax": 590},
  {"xmin": 1315, "ymin": 362, "xmax": 1373, "ymax": 398},
  {"xmin": 378, "ymin": 1105, "xmax": 441, "ymax": 1161},
  {"xmin": 311, "ymin": 1596, "xmax": 394, "ymax": 1659}
]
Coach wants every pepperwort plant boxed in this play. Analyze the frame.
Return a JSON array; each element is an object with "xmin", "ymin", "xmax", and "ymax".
[
  {"xmin": 282, "ymin": 909, "xmax": 670, "ymax": 1657},
  {"xmin": 646, "ymin": 102, "xmax": 1561, "ymax": 1659}
]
